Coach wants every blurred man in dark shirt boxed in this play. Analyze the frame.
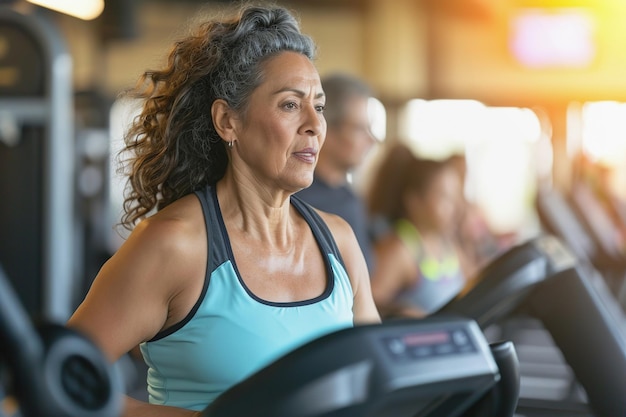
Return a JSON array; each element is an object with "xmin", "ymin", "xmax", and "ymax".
[{"xmin": 297, "ymin": 73, "xmax": 378, "ymax": 272}]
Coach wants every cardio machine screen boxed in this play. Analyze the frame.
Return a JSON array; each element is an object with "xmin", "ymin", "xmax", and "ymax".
[{"xmin": 381, "ymin": 327, "xmax": 476, "ymax": 362}]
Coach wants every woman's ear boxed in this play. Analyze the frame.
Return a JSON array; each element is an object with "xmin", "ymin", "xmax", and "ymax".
[{"xmin": 211, "ymin": 99, "xmax": 239, "ymax": 142}]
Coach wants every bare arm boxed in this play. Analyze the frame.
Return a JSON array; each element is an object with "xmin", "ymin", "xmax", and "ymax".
[
  {"xmin": 370, "ymin": 234, "xmax": 425, "ymax": 318},
  {"xmin": 453, "ymin": 239, "xmax": 481, "ymax": 296},
  {"xmin": 68, "ymin": 218, "xmax": 192, "ymax": 360},
  {"xmin": 320, "ymin": 212, "xmax": 380, "ymax": 324},
  {"xmin": 125, "ymin": 398, "xmax": 201, "ymax": 417},
  {"xmin": 67, "ymin": 197, "xmax": 207, "ymax": 417}
]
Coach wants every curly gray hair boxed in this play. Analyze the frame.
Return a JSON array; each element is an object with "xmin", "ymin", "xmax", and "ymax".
[{"xmin": 120, "ymin": 4, "xmax": 317, "ymax": 228}]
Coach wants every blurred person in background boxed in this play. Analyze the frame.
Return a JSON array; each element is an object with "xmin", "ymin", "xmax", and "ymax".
[
  {"xmin": 296, "ymin": 73, "xmax": 378, "ymax": 273},
  {"xmin": 366, "ymin": 142, "xmax": 475, "ymax": 319}
]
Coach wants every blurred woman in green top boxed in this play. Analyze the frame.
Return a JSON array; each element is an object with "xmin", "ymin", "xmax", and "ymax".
[{"xmin": 366, "ymin": 142, "xmax": 474, "ymax": 318}]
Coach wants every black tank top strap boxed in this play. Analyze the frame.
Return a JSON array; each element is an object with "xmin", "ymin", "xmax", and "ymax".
[
  {"xmin": 195, "ymin": 185, "xmax": 230, "ymax": 271},
  {"xmin": 290, "ymin": 194, "xmax": 347, "ymax": 270}
]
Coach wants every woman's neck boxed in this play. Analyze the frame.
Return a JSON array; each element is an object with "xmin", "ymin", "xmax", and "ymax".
[{"xmin": 216, "ymin": 175, "xmax": 296, "ymax": 248}]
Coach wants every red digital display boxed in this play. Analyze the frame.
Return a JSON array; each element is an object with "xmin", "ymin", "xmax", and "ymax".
[{"xmin": 403, "ymin": 331, "xmax": 450, "ymax": 346}]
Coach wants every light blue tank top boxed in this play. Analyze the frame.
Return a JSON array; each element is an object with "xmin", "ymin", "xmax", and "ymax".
[{"xmin": 139, "ymin": 186, "xmax": 354, "ymax": 411}]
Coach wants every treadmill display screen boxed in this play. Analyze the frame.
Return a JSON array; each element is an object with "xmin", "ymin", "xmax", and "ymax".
[{"xmin": 381, "ymin": 328, "xmax": 476, "ymax": 362}]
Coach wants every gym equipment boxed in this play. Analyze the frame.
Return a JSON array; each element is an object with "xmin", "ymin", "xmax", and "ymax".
[
  {"xmin": 438, "ymin": 233, "xmax": 577, "ymax": 328},
  {"xmin": 0, "ymin": 264, "xmax": 122, "ymax": 417},
  {"xmin": 568, "ymin": 182, "xmax": 626, "ymax": 269},
  {"xmin": 0, "ymin": 6, "xmax": 78, "ymax": 322},
  {"xmin": 536, "ymin": 185, "xmax": 626, "ymax": 296},
  {"xmin": 535, "ymin": 186, "xmax": 598, "ymax": 271},
  {"xmin": 203, "ymin": 316, "xmax": 519, "ymax": 417},
  {"xmin": 438, "ymin": 234, "xmax": 626, "ymax": 417}
]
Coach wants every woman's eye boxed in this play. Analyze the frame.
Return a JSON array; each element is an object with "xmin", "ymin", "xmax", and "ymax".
[
  {"xmin": 283, "ymin": 102, "xmax": 298, "ymax": 110},
  {"xmin": 315, "ymin": 105, "xmax": 325, "ymax": 113}
]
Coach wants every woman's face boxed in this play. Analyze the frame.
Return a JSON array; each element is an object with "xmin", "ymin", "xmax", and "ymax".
[
  {"xmin": 406, "ymin": 166, "xmax": 463, "ymax": 233},
  {"xmin": 231, "ymin": 51, "xmax": 327, "ymax": 193},
  {"xmin": 322, "ymin": 95, "xmax": 376, "ymax": 173},
  {"xmin": 424, "ymin": 166, "xmax": 463, "ymax": 231}
]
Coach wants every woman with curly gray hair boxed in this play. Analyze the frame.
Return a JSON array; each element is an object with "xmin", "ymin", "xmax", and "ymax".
[{"xmin": 68, "ymin": 3, "xmax": 379, "ymax": 416}]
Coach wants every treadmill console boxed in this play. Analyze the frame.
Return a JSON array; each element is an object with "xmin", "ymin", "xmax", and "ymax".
[
  {"xmin": 204, "ymin": 317, "xmax": 500, "ymax": 417},
  {"xmin": 381, "ymin": 325, "xmax": 477, "ymax": 362}
]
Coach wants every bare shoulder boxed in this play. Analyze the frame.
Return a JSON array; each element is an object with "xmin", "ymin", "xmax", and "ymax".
[
  {"xmin": 124, "ymin": 194, "xmax": 208, "ymax": 292},
  {"xmin": 314, "ymin": 209, "xmax": 380, "ymax": 321},
  {"xmin": 373, "ymin": 231, "xmax": 415, "ymax": 277},
  {"xmin": 374, "ymin": 232, "xmax": 407, "ymax": 257},
  {"xmin": 68, "ymin": 193, "xmax": 208, "ymax": 357},
  {"xmin": 315, "ymin": 209, "xmax": 356, "ymax": 246},
  {"xmin": 313, "ymin": 209, "xmax": 362, "ymax": 278},
  {"xmin": 134, "ymin": 194, "xmax": 205, "ymax": 252}
]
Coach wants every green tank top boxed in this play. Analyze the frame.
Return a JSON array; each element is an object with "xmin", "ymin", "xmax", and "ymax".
[{"xmin": 395, "ymin": 218, "xmax": 464, "ymax": 313}]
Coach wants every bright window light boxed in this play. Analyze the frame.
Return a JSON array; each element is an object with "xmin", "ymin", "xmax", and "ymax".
[
  {"xmin": 368, "ymin": 97, "xmax": 387, "ymax": 142},
  {"xmin": 27, "ymin": 0, "xmax": 104, "ymax": 20},
  {"xmin": 399, "ymin": 99, "xmax": 486, "ymax": 159},
  {"xmin": 399, "ymin": 99, "xmax": 544, "ymax": 236},
  {"xmin": 107, "ymin": 97, "xmax": 141, "ymax": 251},
  {"xmin": 580, "ymin": 101, "xmax": 626, "ymax": 166},
  {"xmin": 483, "ymin": 107, "xmax": 542, "ymax": 144}
]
